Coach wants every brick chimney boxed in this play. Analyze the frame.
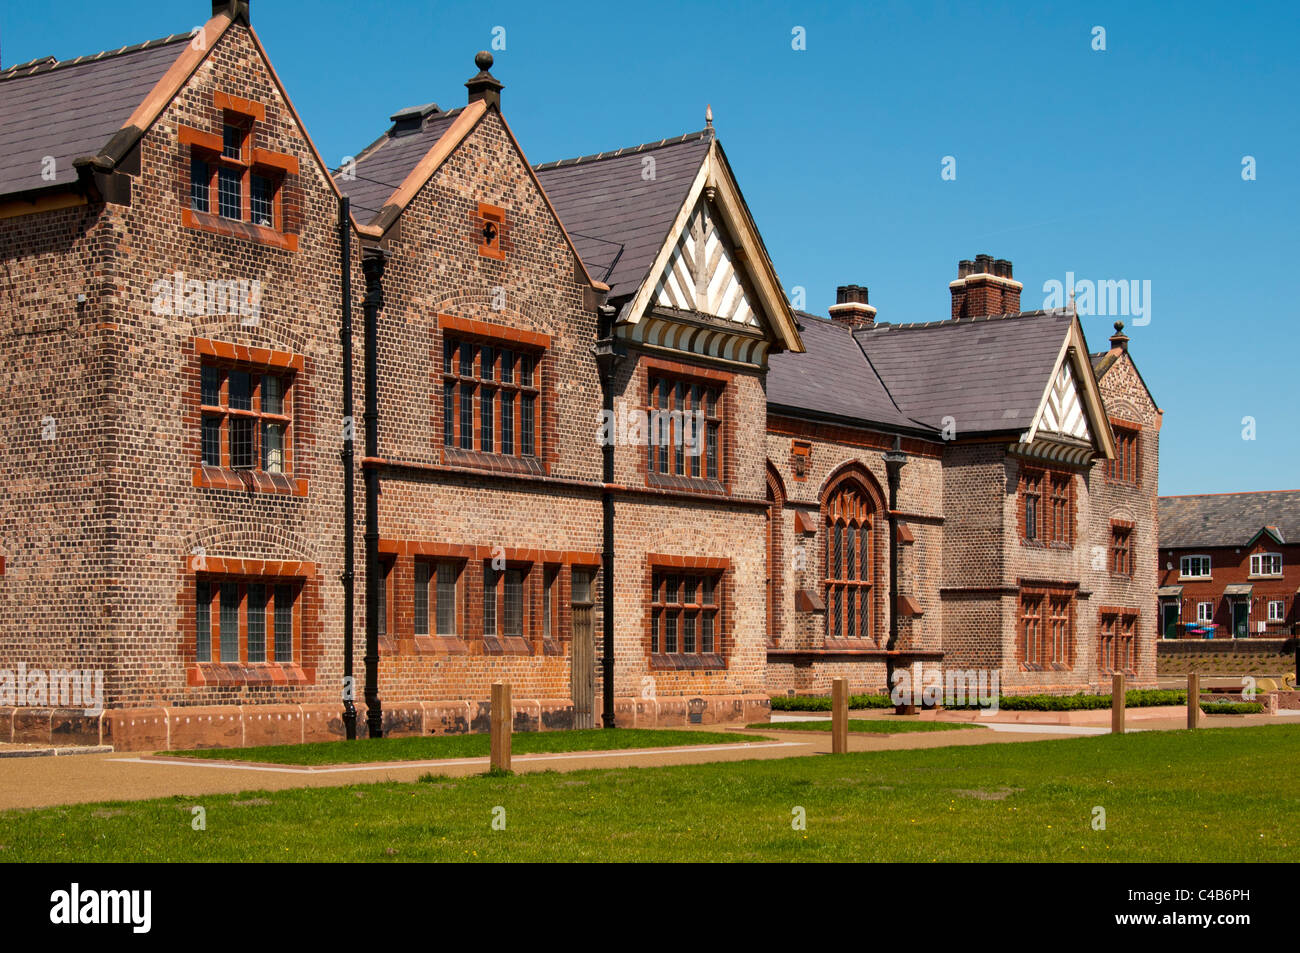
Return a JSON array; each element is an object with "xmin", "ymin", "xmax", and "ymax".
[
  {"xmin": 949, "ymin": 254, "xmax": 1022, "ymax": 319},
  {"xmin": 828, "ymin": 284, "xmax": 876, "ymax": 329},
  {"xmin": 465, "ymin": 51, "xmax": 503, "ymax": 109},
  {"xmin": 211, "ymin": 0, "xmax": 250, "ymax": 22}
]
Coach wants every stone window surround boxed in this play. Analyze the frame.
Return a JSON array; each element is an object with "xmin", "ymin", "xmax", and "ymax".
[
  {"xmin": 190, "ymin": 338, "xmax": 308, "ymax": 497},
  {"xmin": 645, "ymin": 553, "xmax": 730, "ymax": 671},
  {"xmin": 178, "ymin": 91, "xmax": 300, "ymax": 252},
  {"xmin": 181, "ymin": 555, "xmax": 317, "ymax": 688}
]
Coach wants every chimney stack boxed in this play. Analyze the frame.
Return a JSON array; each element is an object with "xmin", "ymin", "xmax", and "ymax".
[
  {"xmin": 950, "ymin": 254, "xmax": 1021, "ymax": 319},
  {"xmin": 211, "ymin": 0, "xmax": 250, "ymax": 22},
  {"xmin": 465, "ymin": 51, "xmax": 503, "ymax": 109},
  {"xmin": 828, "ymin": 284, "xmax": 876, "ymax": 329}
]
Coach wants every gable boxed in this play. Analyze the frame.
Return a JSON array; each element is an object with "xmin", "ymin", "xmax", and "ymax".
[
  {"xmin": 624, "ymin": 139, "xmax": 802, "ymax": 357},
  {"xmin": 651, "ymin": 196, "xmax": 760, "ymax": 328},
  {"xmin": 1037, "ymin": 359, "xmax": 1092, "ymax": 442},
  {"xmin": 1013, "ymin": 317, "xmax": 1116, "ymax": 465},
  {"xmin": 344, "ymin": 101, "xmax": 600, "ymax": 287}
]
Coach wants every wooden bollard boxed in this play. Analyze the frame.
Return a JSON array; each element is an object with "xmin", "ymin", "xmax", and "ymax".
[
  {"xmin": 1187, "ymin": 673, "xmax": 1199, "ymax": 730},
  {"xmin": 1111, "ymin": 672, "xmax": 1125, "ymax": 734},
  {"xmin": 490, "ymin": 681, "xmax": 512, "ymax": 772},
  {"xmin": 831, "ymin": 677, "xmax": 849, "ymax": 754}
]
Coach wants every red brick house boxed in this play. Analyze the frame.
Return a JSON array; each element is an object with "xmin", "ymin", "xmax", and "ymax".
[
  {"xmin": 0, "ymin": 1, "xmax": 1162, "ymax": 749},
  {"xmin": 1158, "ymin": 491, "xmax": 1300, "ymax": 639}
]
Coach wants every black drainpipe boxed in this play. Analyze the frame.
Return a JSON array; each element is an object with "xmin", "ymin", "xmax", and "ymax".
[
  {"xmin": 883, "ymin": 435, "xmax": 909, "ymax": 682},
  {"xmin": 593, "ymin": 304, "xmax": 620, "ymax": 728},
  {"xmin": 362, "ymin": 246, "xmax": 388, "ymax": 738},
  {"xmin": 339, "ymin": 197, "xmax": 357, "ymax": 739}
]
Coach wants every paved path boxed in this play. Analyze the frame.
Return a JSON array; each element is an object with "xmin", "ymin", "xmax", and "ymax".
[
  {"xmin": 0, "ymin": 722, "xmax": 1086, "ymax": 811},
  {"xmin": 5, "ymin": 709, "xmax": 1290, "ymax": 812}
]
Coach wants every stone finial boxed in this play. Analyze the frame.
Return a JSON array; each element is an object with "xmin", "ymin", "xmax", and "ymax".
[
  {"xmin": 466, "ymin": 51, "xmax": 504, "ymax": 108},
  {"xmin": 1110, "ymin": 319, "xmax": 1129, "ymax": 351}
]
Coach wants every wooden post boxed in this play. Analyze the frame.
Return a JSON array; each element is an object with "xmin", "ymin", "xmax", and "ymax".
[
  {"xmin": 1187, "ymin": 673, "xmax": 1199, "ymax": 729},
  {"xmin": 490, "ymin": 681, "xmax": 512, "ymax": 772},
  {"xmin": 831, "ymin": 677, "xmax": 849, "ymax": 754},
  {"xmin": 1111, "ymin": 672, "xmax": 1125, "ymax": 734}
]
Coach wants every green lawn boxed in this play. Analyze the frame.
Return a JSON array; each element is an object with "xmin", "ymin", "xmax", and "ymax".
[
  {"xmin": 755, "ymin": 720, "xmax": 976, "ymax": 734},
  {"xmin": 2, "ymin": 725, "xmax": 1297, "ymax": 862},
  {"xmin": 162, "ymin": 728, "xmax": 763, "ymax": 766}
]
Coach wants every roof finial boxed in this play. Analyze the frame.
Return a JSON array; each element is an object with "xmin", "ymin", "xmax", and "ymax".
[
  {"xmin": 1067, "ymin": 290, "xmax": 1076, "ymax": 315},
  {"xmin": 1109, "ymin": 319, "xmax": 1130, "ymax": 352},
  {"xmin": 705, "ymin": 104, "xmax": 713, "ymax": 131},
  {"xmin": 466, "ymin": 50, "xmax": 504, "ymax": 109}
]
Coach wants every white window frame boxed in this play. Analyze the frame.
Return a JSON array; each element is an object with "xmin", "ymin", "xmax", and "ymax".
[
  {"xmin": 1267, "ymin": 600, "xmax": 1284, "ymax": 622},
  {"xmin": 1179, "ymin": 555, "xmax": 1211, "ymax": 579},
  {"xmin": 1196, "ymin": 601, "xmax": 1214, "ymax": 622},
  {"xmin": 1249, "ymin": 552, "xmax": 1282, "ymax": 577}
]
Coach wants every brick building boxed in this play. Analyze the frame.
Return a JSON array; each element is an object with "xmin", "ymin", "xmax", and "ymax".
[
  {"xmin": 1157, "ymin": 491, "xmax": 1300, "ymax": 639},
  {"xmin": 765, "ymin": 275, "xmax": 1162, "ymax": 696},
  {"xmin": 0, "ymin": 1, "xmax": 1161, "ymax": 749}
]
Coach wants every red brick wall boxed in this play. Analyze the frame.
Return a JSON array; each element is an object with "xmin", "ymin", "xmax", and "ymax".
[
  {"xmin": 1159, "ymin": 542, "xmax": 1300, "ymax": 635},
  {"xmin": 0, "ymin": 201, "xmax": 115, "ymax": 687}
]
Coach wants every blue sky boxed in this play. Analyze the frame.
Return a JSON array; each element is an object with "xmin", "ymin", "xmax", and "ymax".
[{"xmin": 5, "ymin": 0, "xmax": 1297, "ymax": 494}]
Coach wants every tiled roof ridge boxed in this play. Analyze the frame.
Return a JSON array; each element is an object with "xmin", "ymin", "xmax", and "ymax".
[
  {"xmin": 0, "ymin": 32, "xmax": 193, "ymax": 81},
  {"xmin": 534, "ymin": 129, "xmax": 710, "ymax": 171},
  {"xmin": 865, "ymin": 308, "xmax": 1069, "ymax": 333}
]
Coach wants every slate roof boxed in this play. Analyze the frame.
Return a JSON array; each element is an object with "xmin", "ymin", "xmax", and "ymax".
[
  {"xmin": 333, "ymin": 106, "xmax": 465, "ymax": 224},
  {"xmin": 851, "ymin": 310, "xmax": 1075, "ymax": 434},
  {"xmin": 766, "ymin": 314, "xmax": 922, "ymax": 432},
  {"xmin": 1158, "ymin": 491, "xmax": 1300, "ymax": 550},
  {"xmin": 0, "ymin": 33, "xmax": 191, "ymax": 199},
  {"xmin": 534, "ymin": 132, "xmax": 711, "ymax": 296}
]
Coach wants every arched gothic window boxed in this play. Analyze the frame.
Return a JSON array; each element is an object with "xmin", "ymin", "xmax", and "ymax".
[{"xmin": 825, "ymin": 480, "xmax": 874, "ymax": 641}]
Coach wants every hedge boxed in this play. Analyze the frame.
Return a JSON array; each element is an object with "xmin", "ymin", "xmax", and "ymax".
[
  {"xmin": 1199, "ymin": 701, "xmax": 1264, "ymax": 715},
  {"xmin": 773, "ymin": 689, "xmax": 1190, "ymax": 712}
]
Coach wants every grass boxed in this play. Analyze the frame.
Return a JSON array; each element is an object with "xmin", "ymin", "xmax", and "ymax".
[
  {"xmin": 753, "ymin": 720, "xmax": 976, "ymax": 734},
  {"xmin": 161, "ymin": 728, "xmax": 764, "ymax": 766},
  {"xmin": 2, "ymin": 725, "xmax": 1298, "ymax": 861}
]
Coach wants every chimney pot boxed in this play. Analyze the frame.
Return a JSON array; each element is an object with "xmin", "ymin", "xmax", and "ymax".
[
  {"xmin": 829, "ymin": 283, "xmax": 875, "ymax": 329},
  {"xmin": 835, "ymin": 284, "xmax": 869, "ymax": 305},
  {"xmin": 951, "ymin": 253, "xmax": 1021, "ymax": 320}
]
